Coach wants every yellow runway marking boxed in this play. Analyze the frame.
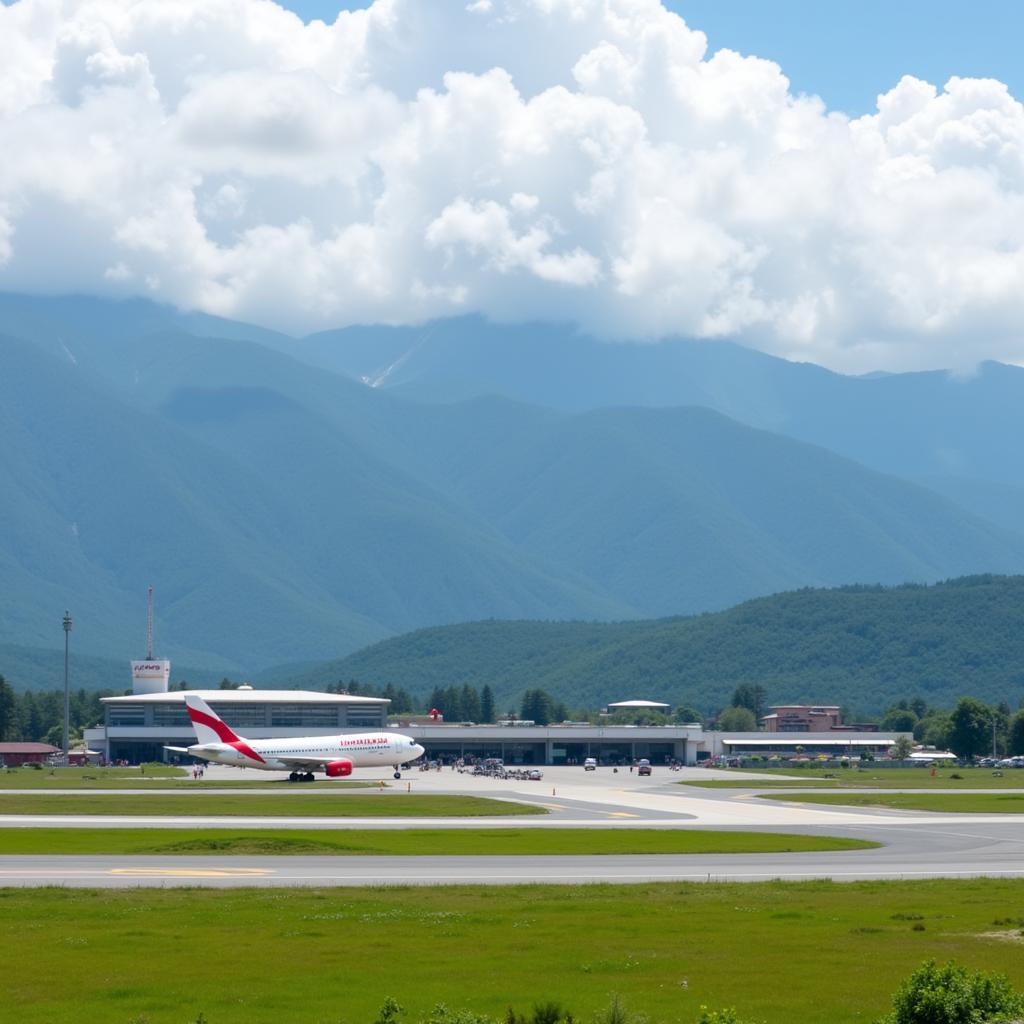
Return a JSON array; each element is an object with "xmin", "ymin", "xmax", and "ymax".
[
  {"xmin": 607, "ymin": 812, "xmax": 639, "ymax": 818},
  {"xmin": 537, "ymin": 803, "xmax": 568, "ymax": 811},
  {"xmin": 111, "ymin": 867, "xmax": 272, "ymax": 878}
]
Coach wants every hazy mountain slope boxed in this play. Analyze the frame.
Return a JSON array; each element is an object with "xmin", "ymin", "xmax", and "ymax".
[
  {"xmin": 281, "ymin": 575, "xmax": 1024, "ymax": 714},
  {"xmin": 917, "ymin": 476, "xmax": 1024, "ymax": 539},
  {"xmin": 295, "ymin": 319, "xmax": 1024, "ymax": 502},
  {"xmin": 0, "ymin": 291, "xmax": 290, "ymax": 351},
  {"xmin": 0, "ymin": 336, "xmax": 391, "ymax": 666},
  {"xmin": 6, "ymin": 297, "xmax": 1024, "ymax": 673},
  {"xmin": 0, "ymin": 643, "xmax": 225, "ymax": 693},
  {"xmin": 0, "ymin": 334, "xmax": 631, "ymax": 670},
  {"xmin": 60, "ymin": 326, "xmax": 1024, "ymax": 622},
  {"xmin": 422, "ymin": 405, "xmax": 1024, "ymax": 616},
  {"xmin": 55, "ymin": 329, "xmax": 632, "ymax": 629}
]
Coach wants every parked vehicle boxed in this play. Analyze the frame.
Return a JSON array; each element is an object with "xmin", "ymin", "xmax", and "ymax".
[
  {"xmin": 637, "ymin": 758, "xmax": 652, "ymax": 777},
  {"xmin": 584, "ymin": 757, "xmax": 597, "ymax": 771}
]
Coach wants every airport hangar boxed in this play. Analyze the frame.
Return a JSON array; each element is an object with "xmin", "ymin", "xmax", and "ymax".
[{"xmin": 84, "ymin": 689, "xmax": 903, "ymax": 767}]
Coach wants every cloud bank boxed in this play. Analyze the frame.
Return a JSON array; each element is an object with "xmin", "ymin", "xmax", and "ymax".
[{"xmin": 1, "ymin": 0, "xmax": 1023, "ymax": 371}]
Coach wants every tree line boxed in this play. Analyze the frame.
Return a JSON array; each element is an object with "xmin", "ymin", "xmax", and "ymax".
[
  {"xmin": 4, "ymin": 666, "xmax": 1023, "ymax": 762},
  {"xmin": 313, "ymin": 576, "xmax": 1024, "ymax": 714},
  {"xmin": 710, "ymin": 683, "xmax": 1024, "ymax": 759},
  {"xmin": 0, "ymin": 675, "xmax": 114, "ymax": 746}
]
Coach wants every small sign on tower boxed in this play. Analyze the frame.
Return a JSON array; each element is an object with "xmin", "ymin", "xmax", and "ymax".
[{"xmin": 131, "ymin": 585, "xmax": 170, "ymax": 694}]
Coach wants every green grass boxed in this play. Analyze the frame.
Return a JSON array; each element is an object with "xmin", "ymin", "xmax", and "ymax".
[
  {"xmin": 682, "ymin": 767, "xmax": 1024, "ymax": 789},
  {"xmin": 758, "ymin": 792, "xmax": 1024, "ymax": 813},
  {"xmin": 0, "ymin": 827, "xmax": 876, "ymax": 856},
  {"xmin": 0, "ymin": 765, "xmax": 192, "ymax": 788},
  {"xmin": 3, "ymin": 879, "xmax": 1024, "ymax": 1023},
  {"xmin": 0, "ymin": 768, "xmax": 375, "ymax": 789},
  {"xmin": 0, "ymin": 794, "xmax": 542, "ymax": 817}
]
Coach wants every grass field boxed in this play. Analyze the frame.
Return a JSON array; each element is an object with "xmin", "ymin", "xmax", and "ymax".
[
  {"xmin": 0, "ymin": 767, "xmax": 375, "ymax": 789},
  {"xmin": 758, "ymin": 792, "xmax": 1024, "ymax": 813},
  {"xmin": 682, "ymin": 767, "xmax": 1024, "ymax": 789},
  {"xmin": 0, "ymin": 794, "xmax": 541, "ymax": 817},
  {"xmin": 0, "ymin": 827, "xmax": 876, "ymax": 856},
  {"xmin": 3, "ymin": 879, "xmax": 1024, "ymax": 1024}
]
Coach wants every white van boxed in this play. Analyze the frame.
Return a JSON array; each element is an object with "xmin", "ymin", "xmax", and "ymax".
[{"xmin": 583, "ymin": 757, "xmax": 597, "ymax": 771}]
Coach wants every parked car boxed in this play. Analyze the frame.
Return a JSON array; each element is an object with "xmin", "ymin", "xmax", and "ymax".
[
  {"xmin": 584, "ymin": 757, "xmax": 597, "ymax": 771},
  {"xmin": 527, "ymin": 768, "xmax": 544, "ymax": 780},
  {"xmin": 637, "ymin": 758, "xmax": 652, "ymax": 777}
]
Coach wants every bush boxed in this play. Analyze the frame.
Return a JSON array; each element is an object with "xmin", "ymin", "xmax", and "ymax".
[
  {"xmin": 422, "ymin": 1005, "xmax": 496, "ymax": 1024},
  {"xmin": 694, "ymin": 1009, "xmax": 757, "ymax": 1024},
  {"xmin": 878, "ymin": 959, "xmax": 1024, "ymax": 1023}
]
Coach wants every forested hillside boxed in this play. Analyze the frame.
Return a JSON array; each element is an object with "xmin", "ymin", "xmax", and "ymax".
[{"xmin": 279, "ymin": 576, "xmax": 1024, "ymax": 715}]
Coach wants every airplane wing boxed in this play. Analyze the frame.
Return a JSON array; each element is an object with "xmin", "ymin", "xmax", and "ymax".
[
  {"xmin": 163, "ymin": 746, "xmax": 191, "ymax": 754},
  {"xmin": 276, "ymin": 754, "xmax": 345, "ymax": 770}
]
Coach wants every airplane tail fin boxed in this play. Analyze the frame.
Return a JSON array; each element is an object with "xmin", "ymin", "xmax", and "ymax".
[{"xmin": 184, "ymin": 694, "xmax": 242, "ymax": 746}]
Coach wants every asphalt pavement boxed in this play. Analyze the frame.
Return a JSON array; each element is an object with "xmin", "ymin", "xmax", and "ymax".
[{"xmin": 1, "ymin": 765, "xmax": 1023, "ymax": 886}]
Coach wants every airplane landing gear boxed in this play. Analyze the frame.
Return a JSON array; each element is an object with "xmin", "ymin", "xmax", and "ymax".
[
  {"xmin": 393, "ymin": 769, "xmax": 401, "ymax": 779},
  {"xmin": 288, "ymin": 771, "xmax": 298, "ymax": 782}
]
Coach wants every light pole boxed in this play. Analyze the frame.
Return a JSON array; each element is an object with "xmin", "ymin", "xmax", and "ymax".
[{"xmin": 62, "ymin": 610, "xmax": 72, "ymax": 764}]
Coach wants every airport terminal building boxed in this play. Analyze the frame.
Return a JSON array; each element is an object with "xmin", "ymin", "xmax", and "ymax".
[
  {"xmin": 83, "ymin": 683, "xmax": 902, "ymax": 767},
  {"xmin": 84, "ymin": 689, "xmax": 705, "ymax": 765},
  {"xmin": 85, "ymin": 688, "xmax": 392, "ymax": 764}
]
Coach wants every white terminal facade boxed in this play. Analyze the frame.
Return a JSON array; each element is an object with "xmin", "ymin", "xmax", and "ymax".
[{"xmin": 83, "ymin": 675, "xmax": 906, "ymax": 766}]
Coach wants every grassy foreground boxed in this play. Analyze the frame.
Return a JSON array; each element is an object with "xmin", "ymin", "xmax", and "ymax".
[
  {"xmin": 3, "ymin": 880, "xmax": 1024, "ymax": 1024},
  {"xmin": 682, "ymin": 767, "xmax": 1024, "ymax": 789},
  {"xmin": 0, "ymin": 766, "xmax": 375, "ymax": 789},
  {"xmin": 759, "ymin": 792, "xmax": 1024, "ymax": 813},
  {"xmin": 0, "ymin": 827, "xmax": 876, "ymax": 856},
  {"xmin": 0, "ymin": 793, "xmax": 541, "ymax": 817}
]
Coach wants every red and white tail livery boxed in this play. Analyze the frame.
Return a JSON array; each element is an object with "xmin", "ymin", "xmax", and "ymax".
[{"xmin": 166, "ymin": 694, "xmax": 424, "ymax": 781}]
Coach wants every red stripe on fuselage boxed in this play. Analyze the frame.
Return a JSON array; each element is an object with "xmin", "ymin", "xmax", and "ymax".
[{"xmin": 228, "ymin": 739, "xmax": 266, "ymax": 765}]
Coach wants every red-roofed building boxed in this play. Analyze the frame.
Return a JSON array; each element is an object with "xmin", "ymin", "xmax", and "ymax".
[{"xmin": 0, "ymin": 742, "xmax": 61, "ymax": 766}]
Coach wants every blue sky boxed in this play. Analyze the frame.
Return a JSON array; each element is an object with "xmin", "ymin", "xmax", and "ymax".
[{"xmin": 282, "ymin": 0, "xmax": 1023, "ymax": 115}]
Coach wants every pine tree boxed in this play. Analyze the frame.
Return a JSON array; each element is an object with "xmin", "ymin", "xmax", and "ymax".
[
  {"xmin": 462, "ymin": 684, "xmax": 482, "ymax": 723},
  {"xmin": 480, "ymin": 684, "xmax": 495, "ymax": 723},
  {"xmin": 0, "ymin": 675, "xmax": 16, "ymax": 741}
]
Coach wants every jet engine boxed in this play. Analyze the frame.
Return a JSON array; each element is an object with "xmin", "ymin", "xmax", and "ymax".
[{"xmin": 325, "ymin": 759, "xmax": 354, "ymax": 778}]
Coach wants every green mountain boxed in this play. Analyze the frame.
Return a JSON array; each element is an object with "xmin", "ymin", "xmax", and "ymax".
[
  {"xmin": 277, "ymin": 575, "xmax": 1024, "ymax": 714},
  {"xmin": 5, "ymin": 295, "xmax": 1024, "ymax": 676},
  {"xmin": 0, "ymin": 335, "xmax": 622, "ymax": 670}
]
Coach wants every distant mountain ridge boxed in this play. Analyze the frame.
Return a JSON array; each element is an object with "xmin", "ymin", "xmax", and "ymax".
[
  {"xmin": 3, "ymin": 293, "xmax": 1024, "ymax": 675},
  {"xmin": 290, "ymin": 317, "xmax": 1024, "ymax": 520},
  {"xmin": 274, "ymin": 575, "xmax": 1024, "ymax": 714}
]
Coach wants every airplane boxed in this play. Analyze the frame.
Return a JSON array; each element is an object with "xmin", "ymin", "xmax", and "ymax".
[{"xmin": 164, "ymin": 694, "xmax": 425, "ymax": 782}]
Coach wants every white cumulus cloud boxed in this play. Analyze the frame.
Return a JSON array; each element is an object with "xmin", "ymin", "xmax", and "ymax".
[{"xmin": 0, "ymin": 0, "xmax": 1022, "ymax": 371}]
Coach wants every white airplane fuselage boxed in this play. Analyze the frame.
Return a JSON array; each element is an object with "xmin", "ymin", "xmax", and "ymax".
[{"xmin": 186, "ymin": 732, "xmax": 425, "ymax": 773}]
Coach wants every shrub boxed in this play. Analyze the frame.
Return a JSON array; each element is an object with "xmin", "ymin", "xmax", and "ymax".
[
  {"xmin": 532, "ymin": 1004, "xmax": 563, "ymax": 1024},
  {"xmin": 878, "ymin": 958, "xmax": 1024, "ymax": 1023},
  {"xmin": 422, "ymin": 1005, "xmax": 496, "ymax": 1024},
  {"xmin": 594, "ymin": 995, "xmax": 639, "ymax": 1024},
  {"xmin": 695, "ymin": 1009, "xmax": 757, "ymax": 1024},
  {"xmin": 376, "ymin": 998, "xmax": 403, "ymax": 1024}
]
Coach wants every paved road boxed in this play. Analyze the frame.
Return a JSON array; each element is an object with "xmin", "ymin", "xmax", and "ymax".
[{"xmin": 2, "ymin": 766, "xmax": 1024, "ymax": 886}]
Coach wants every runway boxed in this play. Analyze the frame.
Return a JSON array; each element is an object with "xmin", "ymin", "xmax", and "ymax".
[{"xmin": 2, "ymin": 766, "xmax": 1024, "ymax": 886}]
